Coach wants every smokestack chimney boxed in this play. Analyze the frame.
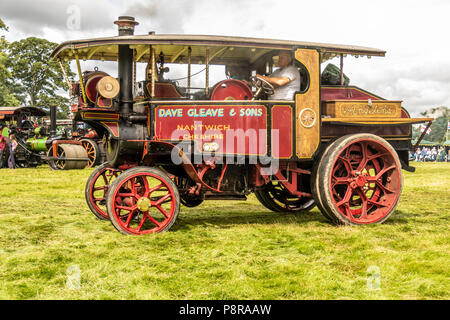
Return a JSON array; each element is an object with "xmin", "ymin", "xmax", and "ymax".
[
  {"xmin": 49, "ymin": 105, "xmax": 57, "ymax": 137},
  {"xmin": 115, "ymin": 16, "xmax": 139, "ymax": 115},
  {"xmin": 114, "ymin": 16, "xmax": 139, "ymax": 36}
]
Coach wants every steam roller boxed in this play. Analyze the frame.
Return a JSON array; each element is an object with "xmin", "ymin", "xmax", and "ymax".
[{"xmin": 47, "ymin": 143, "xmax": 89, "ymax": 170}]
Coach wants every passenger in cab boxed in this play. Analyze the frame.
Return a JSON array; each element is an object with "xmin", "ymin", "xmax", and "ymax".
[{"xmin": 256, "ymin": 51, "xmax": 300, "ymax": 100}]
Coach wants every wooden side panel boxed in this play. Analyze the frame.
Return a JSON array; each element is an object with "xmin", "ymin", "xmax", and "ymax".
[
  {"xmin": 295, "ymin": 49, "xmax": 320, "ymax": 159},
  {"xmin": 323, "ymin": 100, "xmax": 402, "ymax": 118}
]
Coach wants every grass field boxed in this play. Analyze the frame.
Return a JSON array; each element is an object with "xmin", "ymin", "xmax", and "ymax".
[{"xmin": 0, "ymin": 162, "xmax": 448, "ymax": 299}]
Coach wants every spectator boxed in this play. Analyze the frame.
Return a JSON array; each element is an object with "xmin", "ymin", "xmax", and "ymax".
[
  {"xmin": 8, "ymin": 134, "xmax": 18, "ymax": 169},
  {"xmin": 420, "ymin": 147, "xmax": 427, "ymax": 162},
  {"xmin": 437, "ymin": 147, "xmax": 446, "ymax": 162},
  {"xmin": 425, "ymin": 148, "xmax": 432, "ymax": 162},
  {"xmin": 415, "ymin": 148, "xmax": 421, "ymax": 162},
  {"xmin": 431, "ymin": 147, "xmax": 437, "ymax": 161},
  {"xmin": 0, "ymin": 127, "xmax": 6, "ymax": 169}
]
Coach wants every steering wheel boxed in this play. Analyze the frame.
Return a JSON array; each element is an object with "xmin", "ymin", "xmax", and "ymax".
[{"xmin": 250, "ymin": 75, "xmax": 275, "ymax": 100}]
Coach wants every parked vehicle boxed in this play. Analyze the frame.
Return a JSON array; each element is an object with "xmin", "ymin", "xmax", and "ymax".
[
  {"xmin": 0, "ymin": 106, "xmax": 95, "ymax": 169},
  {"xmin": 51, "ymin": 16, "xmax": 433, "ymax": 234}
]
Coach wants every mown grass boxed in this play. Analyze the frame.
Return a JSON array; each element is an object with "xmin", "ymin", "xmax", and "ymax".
[{"xmin": 0, "ymin": 162, "xmax": 448, "ymax": 300}]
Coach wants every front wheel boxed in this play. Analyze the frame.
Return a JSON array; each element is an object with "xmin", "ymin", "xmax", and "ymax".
[
  {"xmin": 106, "ymin": 167, "xmax": 180, "ymax": 235},
  {"xmin": 317, "ymin": 134, "xmax": 403, "ymax": 225},
  {"xmin": 85, "ymin": 163, "xmax": 122, "ymax": 220}
]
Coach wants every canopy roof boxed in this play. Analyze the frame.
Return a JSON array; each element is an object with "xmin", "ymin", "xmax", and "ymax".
[
  {"xmin": 51, "ymin": 34, "xmax": 386, "ymax": 65},
  {"xmin": 0, "ymin": 106, "xmax": 47, "ymax": 118}
]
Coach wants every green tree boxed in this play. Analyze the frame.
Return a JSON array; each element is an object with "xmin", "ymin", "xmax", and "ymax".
[
  {"xmin": 413, "ymin": 107, "xmax": 449, "ymax": 143},
  {"xmin": 0, "ymin": 18, "xmax": 19, "ymax": 106},
  {"xmin": 0, "ymin": 18, "xmax": 7, "ymax": 31},
  {"xmin": 7, "ymin": 37, "xmax": 74, "ymax": 117}
]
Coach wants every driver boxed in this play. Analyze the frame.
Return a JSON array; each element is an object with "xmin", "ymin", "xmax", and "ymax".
[{"xmin": 256, "ymin": 51, "xmax": 300, "ymax": 100}]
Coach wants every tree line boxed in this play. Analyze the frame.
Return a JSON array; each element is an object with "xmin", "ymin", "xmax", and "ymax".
[{"xmin": 0, "ymin": 18, "xmax": 73, "ymax": 118}]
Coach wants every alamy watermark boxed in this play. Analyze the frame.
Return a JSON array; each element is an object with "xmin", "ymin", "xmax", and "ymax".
[
  {"xmin": 66, "ymin": 5, "xmax": 81, "ymax": 31},
  {"xmin": 366, "ymin": 265, "xmax": 381, "ymax": 290},
  {"xmin": 66, "ymin": 264, "xmax": 81, "ymax": 290}
]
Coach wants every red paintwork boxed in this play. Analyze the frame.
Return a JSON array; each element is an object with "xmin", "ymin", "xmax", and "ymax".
[
  {"xmin": 51, "ymin": 140, "xmax": 82, "ymax": 157},
  {"xmin": 154, "ymin": 105, "xmax": 267, "ymax": 156},
  {"xmin": 97, "ymin": 97, "xmax": 112, "ymax": 107},
  {"xmin": 210, "ymin": 79, "xmax": 253, "ymax": 101},
  {"xmin": 84, "ymin": 130, "xmax": 98, "ymax": 139},
  {"xmin": 271, "ymin": 106, "xmax": 292, "ymax": 158},
  {"xmin": 110, "ymin": 171, "xmax": 177, "ymax": 234},
  {"xmin": 321, "ymin": 86, "xmax": 383, "ymax": 101},
  {"xmin": 88, "ymin": 166, "xmax": 122, "ymax": 219},
  {"xmin": 101, "ymin": 121, "xmax": 119, "ymax": 137},
  {"xmin": 85, "ymin": 74, "xmax": 105, "ymax": 103},
  {"xmin": 329, "ymin": 138, "xmax": 402, "ymax": 224}
]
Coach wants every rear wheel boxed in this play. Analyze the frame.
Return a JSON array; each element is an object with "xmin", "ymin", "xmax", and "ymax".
[
  {"xmin": 311, "ymin": 142, "xmax": 338, "ymax": 223},
  {"xmin": 80, "ymin": 139, "xmax": 100, "ymax": 168},
  {"xmin": 317, "ymin": 134, "xmax": 403, "ymax": 225},
  {"xmin": 106, "ymin": 167, "xmax": 180, "ymax": 235}
]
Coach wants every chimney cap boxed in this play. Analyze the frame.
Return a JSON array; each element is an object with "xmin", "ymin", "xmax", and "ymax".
[{"xmin": 114, "ymin": 16, "xmax": 139, "ymax": 27}]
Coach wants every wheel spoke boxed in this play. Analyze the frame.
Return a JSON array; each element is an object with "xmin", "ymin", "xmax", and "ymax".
[
  {"xmin": 125, "ymin": 210, "xmax": 136, "ymax": 227},
  {"xmin": 145, "ymin": 213, "xmax": 161, "ymax": 228},
  {"xmin": 356, "ymin": 141, "xmax": 369, "ymax": 171},
  {"xmin": 374, "ymin": 180, "xmax": 395, "ymax": 194},
  {"xmin": 102, "ymin": 173, "xmax": 109, "ymax": 185},
  {"xmin": 367, "ymin": 198, "xmax": 389, "ymax": 208},
  {"xmin": 374, "ymin": 165, "xmax": 396, "ymax": 181},
  {"xmin": 335, "ymin": 186, "xmax": 353, "ymax": 208},
  {"xmin": 337, "ymin": 156, "xmax": 353, "ymax": 175},
  {"xmin": 153, "ymin": 193, "xmax": 172, "ymax": 206},
  {"xmin": 117, "ymin": 192, "xmax": 135, "ymax": 197},
  {"xmin": 356, "ymin": 189, "xmax": 368, "ymax": 220},
  {"xmin": 343, "ymin": 204, "xmax": 355, "ymax": 220},
  {"xmin": 154, "ymin": 204, "xmax": 170, "ymax": 218},
  {"xmin": 136, "ymin": 213, "xmax": 148, "ymax": 231},
  {"xmin": 368, "ymin": 152, "xmax": 390, "ymax": 162},
  {"xmin": 115, "ymin": 205, "xmax": 136, "ymax": 211},
  {"xmin": 146, "ymin": 183, "xmax": 164, "ymax": 197},
  {"xmin": 331, "ymin": 176, "xmax": 351, "ymax": 189},
  {"xmin": 130, "ymin": 178, "xmax": 138, "ymax": 194}
]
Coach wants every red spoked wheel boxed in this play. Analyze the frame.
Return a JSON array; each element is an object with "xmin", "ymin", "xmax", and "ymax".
[
  {"xmin": 317, "ymin": 134, "xmax": 403, "ymax": 225},
  {"xmin": 85, "ymin": 163, "xmax": 122, "ymax": 220},
  {"xmin": 106, "ymin": 167, "xmax": 180, "ymax": 235},
  {"xmin": 311, "ymin": 141, "xmax": 340, "ymax": 223}
]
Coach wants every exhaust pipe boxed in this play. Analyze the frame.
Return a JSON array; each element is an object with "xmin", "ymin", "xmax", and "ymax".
[
  {"xmin": 50, "ymin": 105, "xmax": 57, "ymax": 137},
  {"xmin": 114, "ymin": 16, "xmax": 139, "ymax": 115}
]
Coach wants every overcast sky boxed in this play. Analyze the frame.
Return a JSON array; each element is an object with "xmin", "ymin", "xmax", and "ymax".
[{"xmin": 1, "ymin": 0, "xmax": 449, "ymax": 115}]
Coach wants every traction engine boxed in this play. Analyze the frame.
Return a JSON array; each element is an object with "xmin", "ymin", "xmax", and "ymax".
[{"xmin": 51, "ymin": 16, "xmax": 432, "ymax": 235}]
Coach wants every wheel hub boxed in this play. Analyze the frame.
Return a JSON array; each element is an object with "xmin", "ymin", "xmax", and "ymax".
[
  {"xmin": 355, "ymin": 175, "xmax": 367, "ymax": 188},
  {"xmin": 137, "ymin": 197, "xmax": 151, "ymax": 212}
]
